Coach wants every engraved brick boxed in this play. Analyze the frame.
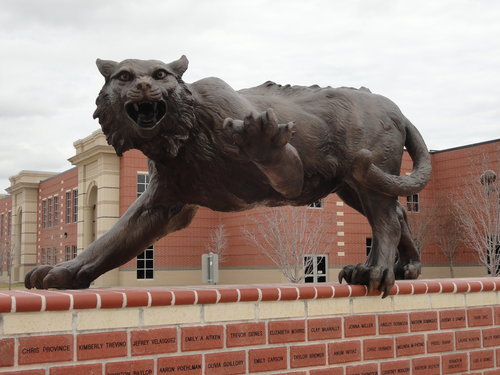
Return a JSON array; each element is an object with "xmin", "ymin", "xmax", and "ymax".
[
  {"xmin": 409, "ymin": 311, "xmax": 438, "ymax": 332},
  {"xmin": 308, "ymin": 317, "xmax": 342, "ymax": 341},
  {"xmin": 380, "ymin": 360, "xmax": 411, "ymax": 375},
  {"xmin": 0, "ymin": 370, "xmax": 45, "ymax": 375},
  {"xmin": 470, "ymin": 349, "xmax": 495, "ymax": 370},
  {"xmin": 290, "ymin": 344, "xmax": 326, "ymax": 368},
  {"xmin": 249, "ymin": 346, "xmax": 287, "ymax": 373},
  {"xmin": 378, "ymin": 313, "xmax": 409, "ymax": 335},
  {"xmin": 344, "ymin": 314, "xmax": 376, "ymax": 337},
  {"xmin": 0, "ymin": 338, "xmax": 14, "ymax": 367},
  {"xmin": 482, "ymin": 327, "xmax": 500, "ymax": 347},
  {"xmin": 495, "ymin": 306, "xmax": 500, "ymax": 325},
  {"xmin": 50, "ymin": 364, "xmax": 102, "ymax": 375},
  {"xmin": 395, "ymin": 335, "xmax": 425, "ymax": 357},
  {"xmin": 77, "ymin": 331, "xmax": 127, "ymax": 360},
  {"xmin": 205, "ymin": 350, "xmax": 246, "ymax": 375},
  {"xmin": 439, "ymin": 309, "xmax": 467, "ymax": 330},
  {"xmin": 455, "ymin": 329, "xmax": 481, "ymax": 350},
  {"xmin": 412, "ymin": 356, "xmax": 441, "ymax": 375},
  {"xmin": 105, "ymin": 359, "xmax": 154, "ymax": 375},
  {"xmin": 181, "ymin": 325, "xmax": 223, "ymax": 351},
  {"xmin": 468, "ymin": 307, "xmax": 493, "ymax": 327},
  {"xmin": 268, "ymin": 320, "xmax": 306, "ymax": 344},
  {"xmin": 131, "ymin": 328, "xmax": 177, "ymax": 356},
  {"xmin": 226, "ymin": 322, "xmax": 266, "ymax": 347},
  {"xmin": 157, "ymin": 354, "xmax": 202, "ymax": 375},
  {"xmin": 310, "ymin": 368, "xmax": 344, "ymax": 375},
  {"xmin": 345, "ymin": 363, "xmax": 378, "ymax": 375},
  {"xmin": 328, "ymin": 340, "xmax": 361, "ymax": 364},
  {"xmin": 363, "ymin": 337, "xmax": 394, "ymax": 360},
  {"xmin": 427, "ymin": 331, "xmax": 454, "ymax": 353},
  {"xmin": 18, "ymin": 334, "xmax": 73, "ymax": 365},
  {"xmin": 442, "ymin": 353, "xmax": 468, "ymax": 374}
]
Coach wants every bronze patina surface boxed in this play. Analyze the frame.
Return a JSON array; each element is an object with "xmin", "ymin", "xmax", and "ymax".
[{"xmin": 25, "ymin": 56, "xmax": 431, "ymax": 296}]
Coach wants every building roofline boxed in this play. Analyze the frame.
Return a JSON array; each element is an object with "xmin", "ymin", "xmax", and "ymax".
[
  {"xmin": 430, "ymin": 138, "xmax": 500, "ymax": 154},
  {"xmin": 40, "ymin": 166, "xmax": 78, "ymax": 184}
]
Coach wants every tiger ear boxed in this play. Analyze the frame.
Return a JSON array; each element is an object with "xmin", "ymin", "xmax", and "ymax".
[
  {"xmin": 168, "ymin": 55, "xmax": 189, "ymax": 78},
  {"xmin": 96, "ymin": 59, "xmax": 118, "ymax": 79}
]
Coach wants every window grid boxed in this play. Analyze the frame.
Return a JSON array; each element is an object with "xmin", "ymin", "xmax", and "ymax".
[
  {"xmin": 48, "ymin": 197, "xmax": 53, "ymax": 227},
  {"xmin": 137, "ymin": 173, "xmax": 150, "ymax": 198},
  {"xmin": 72, "ymin": 245, "xmax": 78, "ymax": 259},
  {"xmin": 65, "ymin": 191, "xmax": 71, "ymax": 224},
  {"xmin": 137, "ymin": 245, "xmax": 154, "ymax": 280},
  {"xmin": 304, "ymin": 254, "xmax": 328, "ymax": 283},
  {"xmin": 41, "ymin": 248, "xmax": 46, "ymax": 265},
  {"xmin": 308, "ymin": 199, "xmax": 323, "ymax": 209},
  {"xmin": 366, "ymin": 237, "xmax": 373, "ymax": 256},
  {"xmin": 53, "ymin": 196, "xmax": 59, "ymax": 225},
  {"xmin": 42, "ymin": 200, "xmax": 47, "ymax": 228},
  {"xmin": 7, "ymin": 212, "xmax": 11, "ymax": 235},
  {"xmin": 65, "ymin": 246, "xmax": 71, "ymax": 261},
  {"xmin": 73, "ymin": 190, "xmax": 78, "ymax": 222},
  {"xmin": 1, "ymin": 214, "xmax": 4, "ymax": 237},
  {"xmin": 407, "ymin": 194, "xmax": 419, "ymax": 212}
]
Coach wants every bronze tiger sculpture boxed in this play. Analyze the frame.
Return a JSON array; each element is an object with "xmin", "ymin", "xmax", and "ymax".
[{"xmin": 25, "ymin": 56, "xmax": 431, "ymax": 297}]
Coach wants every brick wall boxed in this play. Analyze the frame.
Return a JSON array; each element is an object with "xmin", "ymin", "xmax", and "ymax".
[{"xmin": 1, "ymin": 278, "xmax": 499, "ymax": 374}]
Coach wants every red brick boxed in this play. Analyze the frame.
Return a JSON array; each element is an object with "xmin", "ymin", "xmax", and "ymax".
[
  {"xmin": 173, "ymin": 290, "xmax": 196, "ymax": 305},
  {"xmin": 77, "ymin": 331, "xmax": 127, "ymax": 360},
  {"xmin": 427, "ymin": 331, "xmax": 454, "ymax": 353},
  {"xmin": 72, "ymin": 290, "xmax": 98, "ymax": 309},
  {"xmin": 456, "ymin": 329, "xmax": 482, "ymax": 350},
  {"xmin": 345, "ymin": 363, "xmax": 378, "ymax": 375},
  {"xmin": 157, "ymin": 354, "xmax": 202, "ymax": 374},
  {"xmin": 439, "ymin": 309, "xmax": 467, "ymax": 330},
  {"xmin": 131, "ymin": 328, "xmax": 177, "ymax": 356},
  {"xmin": 442, "ymin": 353, "xmax": 468, "ymax": 374},
  {"xmin": 279, "ymin": 286, "xmax": 299, "ymax": 300},
  {"xmin": 181, "ymin": 325, "xmax": 223, "ymax": 351},
  {"xmin": 0, "ymin": 293, "xmax": 12, "ymax": 313},
  {"xmin": 468, "ymin": 307, "xmax": 493, "ymax": 327},
  {"xmin": 484, "ymin": 370, "xmax": 500, "ymax": 375},
  {"xmin": 297, "ymin": 285, "xmax": 316, "ymax": 299},
  {"xmin": 123, "ymin": 290, "xmax": 149, "ymax": 307},
  {"xmin": 363, "ymin": 337, "xmax": 394, "ymax": 360},
  {"xmin": 105, "ymin": 359, "xmax": 154, "ymax": 375},
  {"xmin": 238, "ymin": 287, "xmax": 260, "ymax": 302},
  {"xmin": 412, "ymin": 356, "xmax": 441, "ymax": 375},
  {"xmin": 249, "ymin": 346, "xmax": 287, "ymax": 373},
  {"xmin": 290, "ymin": 344, "xmax": 326, "ymax": 368},
  {"xmin": 50, "ymin": 364, "xmax": 102, "ymax": 375},
  {"xmin": 218, "ymin": 288, "xmax": 239, "ymax": 303},
  {"xmin": 150, "ymin": 290, "xmax": 173, "ymax": 306},
  {"xmin": 483, "ymin": 327, "xmax": 500, "ymax": 347},
  {"xmin": 11, "ymin": 292, "xmax": 42, "ymax": 312},
  {"xmin": 308, "ymin": 317, "xmax": 342, "ymax": 341},
  {"xmin": 205, "ymin": 350, "xmax": 246, "ymax": 375},
  {"xmin": 409, "ymin": 311, "xmax": 438, "ymax": 332},
  {"xmin": 226, "ymin": 322, "xmax": 266, "ymax": 347},
  {"xmin": 260, "ymin": 287, "xmax": 279, "ymax": 301},
  {"xmin": 333, "ymin": 284, "xmax": 351, "ymax": 298},
  {"xmin": 196, "ymin": 289, "xmax": 218, "ymax": 304},
  {"xmin": 315, "ymin": 285, "xmax": 334, "ymax": 298},
  {"xmin": 380, "ymin": 360, "xmax": 411, "ymax": 375},
  {"xmin": 95, "ymin": 290, "xmax": 123, "ymax": 308},
  {"xmin": 0, "ymin": 338, "xmax": 14, "ymax": 367},
  {"xmin": 495, "ymin": 306, "xmax": 500, "ymax": 325},
  {"xmin": 18, "ymin": 334, "xmax": 73, "ymax": 365},
  {"xmin": 395, "ymin": 335, "xmax": 425, "ymax": 357},
  {"xmin": 0, "ymin": 371, "xmax": 45, "ymax": 375},
  {"xmin": 344, "ymin": 315, "xmax": 376, "ymax": 337},
  {"xmin": 328, "ymin": 340, "xmax": 361, "ymax": 364},
  {"xmin": 470, "ymin": 349, "xmax": 495, "ymax": 370},
  {"xmin": 310, "ymin": 368, "xmax": 344, "ymax": 375},
  {"xmin": 497, "ymin": 347, "xmax": 500, "ymax": 367},
  {"xmin": 268, "ymin": 320, "xmax": 306, "ymax": 344},
  {"xmin": 378, "ymin": 313, "xmax": 409, "ymax": 335}
]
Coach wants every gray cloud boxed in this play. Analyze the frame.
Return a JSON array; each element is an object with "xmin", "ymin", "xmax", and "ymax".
[{"xmin": 1, "ymin": 0, "xmax": 499, "ymax": 193}]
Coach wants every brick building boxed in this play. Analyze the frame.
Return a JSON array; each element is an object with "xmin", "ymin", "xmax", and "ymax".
[{"xmin": 0, "ymin": 130, "xmax": 498, "ymax": 287}]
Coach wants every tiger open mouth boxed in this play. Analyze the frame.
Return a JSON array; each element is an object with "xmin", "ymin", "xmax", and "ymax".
[{"xmin": 126, "ymin": 100, "xmax": 167, "ymax": 129}]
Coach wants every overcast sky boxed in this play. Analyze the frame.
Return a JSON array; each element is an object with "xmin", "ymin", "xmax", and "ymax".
[{"xmin": 1, "ymin": 0, "xmax": 499, "ymax": 194}]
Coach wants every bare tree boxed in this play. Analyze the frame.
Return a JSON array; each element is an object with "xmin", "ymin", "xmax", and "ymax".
[
  {"xmin": 243, "ymin": 206, "xmax": 333, "ymax": 283},
  {"xmin": 206, "ymin": 223, "xmax": 228, "ymax": 264},
  {"xmin": 406, "ymin": 203, "xmax": 434, "ymax": 255},
  {"xmin": 434, "ymin": 195, "xmax": 463, "ymax": 277},
  {"xmin": 456, "ymin": 167, "xmax": 500, "ymax": 276}
]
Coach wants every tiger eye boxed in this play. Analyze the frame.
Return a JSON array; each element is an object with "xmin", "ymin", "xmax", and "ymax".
[
  {"xmin": 118, "ymin": 71, "xmax": 132, "ymax": 82},
  {"xmin": 153, "ymin": 70, "xmax": 168, "ymax": 80}
]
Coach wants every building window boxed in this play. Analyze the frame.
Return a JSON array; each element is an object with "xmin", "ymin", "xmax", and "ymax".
[
  {"xmin": 52, "ymin": 248, "xmax": 58, "ymax": 265},
  {"xmin": 308, "ymin": 199, "xmax": 323, "ymax": 209},
  {"xmin": 53, "ymin": 195, "xmax": 59, "ymax": 225},
  {"xmin": 47, "ymin": 248, "xmax": 52, "ymax": 265},
  {"xmin": 7, "ymin": 212, "xmax": 11, "ymax": 235},
  {"xmin": 47, "ymin": 197, "xmax": 53, "ymax": 227},
  {"xmin": 137, "ymin": 173, "xmax": 150, "ymax": 198},
  {"xmin": 65, "ymin": 191, "xmax": 71, "ymax": 224},
  {"xmin": 366, "ymin": 237, "xmax": 373, "ymax": 256},
  {"xmin": 407, "ymin": 194, "xmax": 419, "ymax": 212},
  {"xmin": 72, "ymin": 245, "xmax": 78, "ymax": 259},
  {"xmin": 42, "ymin": 200, "xmax": 47, "ymax": 228},
  {"xmin": 137, "ymin": 245, "xmax": 154, "ymax": 280},
  {"xmin": 0, "ymin": 214, "xmax": 4, "ymax": 237},
  {"xmin": 73, "ymin": 189, "xmax": 78, "ymax": 222},
  {"xmin": 65, "ymin": 246, "xmax": 70, "ymax": 261},
  {"xmin": 304, "ymin": 254, "xmax": 328, "ymax": 283},
  {"xmin": 41, "ymin": 248, "xmax": 46, "ymax": 264}
]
